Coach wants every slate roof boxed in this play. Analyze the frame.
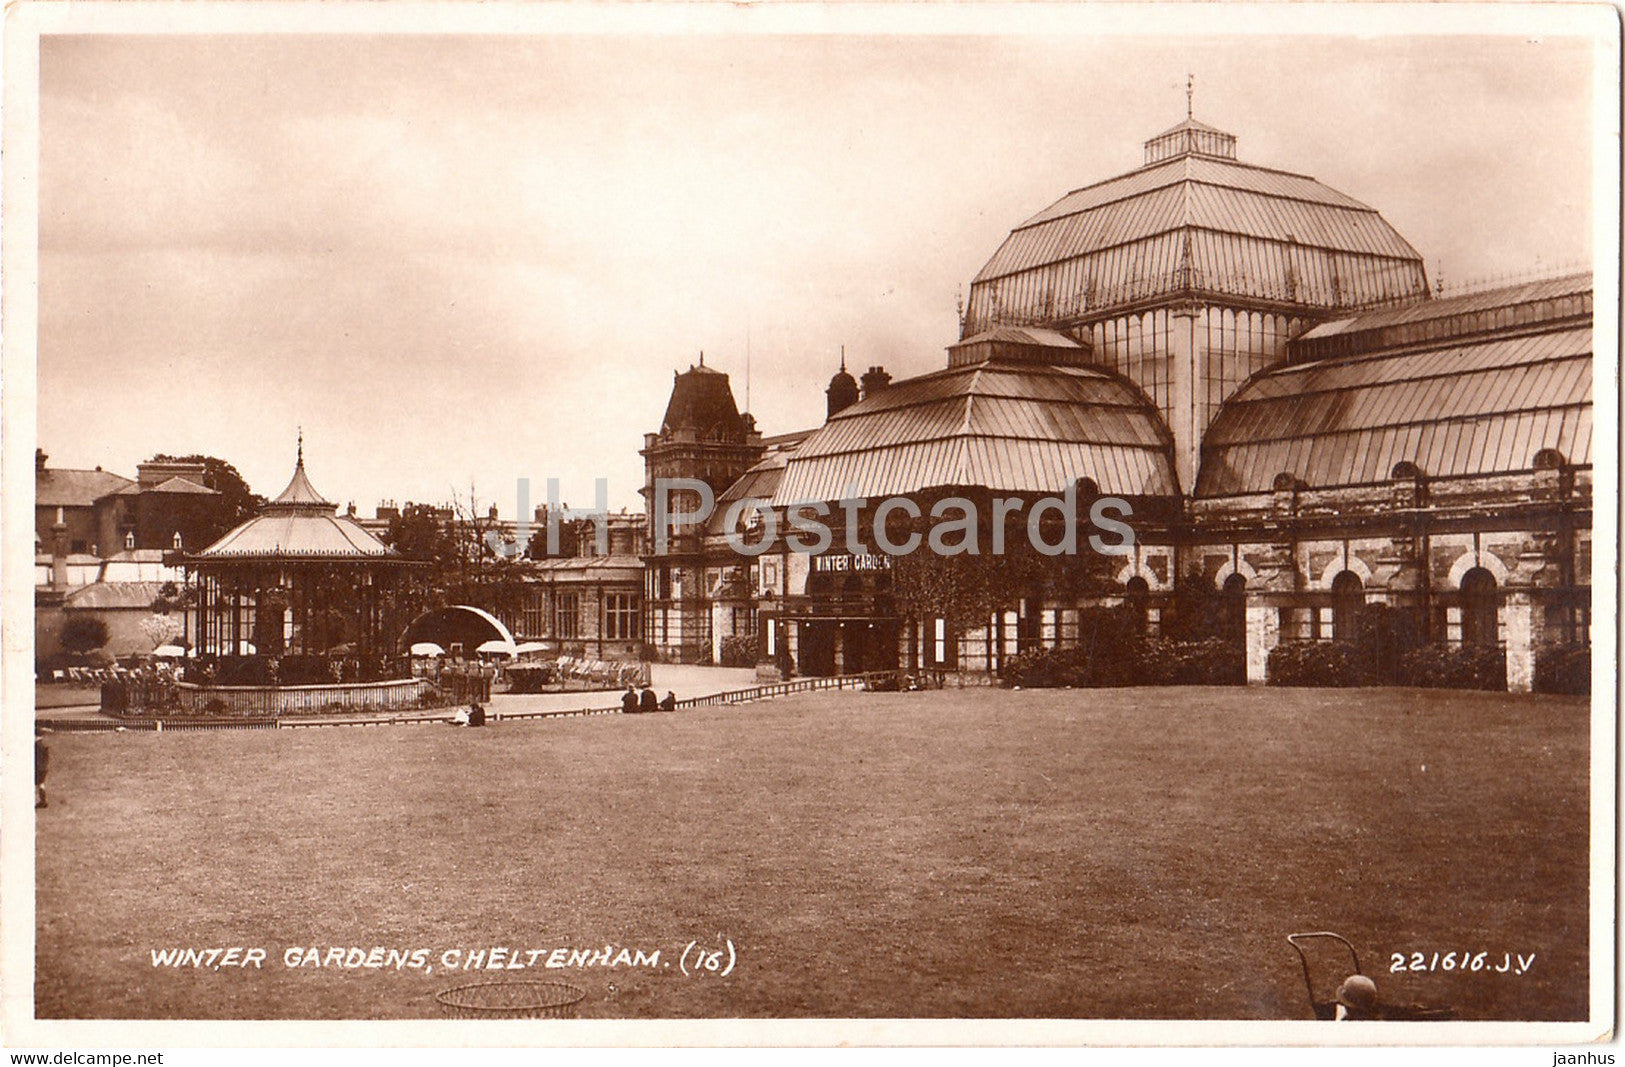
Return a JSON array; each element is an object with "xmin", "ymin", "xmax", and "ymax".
[
  {"xmin": 660, "ymin": 362, "xmax": 747, "ymax": 440},
  {"xmin": 36, "ymin": 468, "xmax": 135, "ymax": 508}
]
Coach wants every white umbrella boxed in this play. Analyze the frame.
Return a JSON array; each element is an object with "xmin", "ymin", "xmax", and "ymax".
[
  {"xmin": 476, "ymin": 639, "xmax": 517, "ymax": 657},
  {"xmin": 410, "ymin": 642, "xmax": 446, "ymax": 657},
  {"xmin": 513, "ymin": 642, "xmax": 548, "ymax": 656},
  {"xmin": 152, "ymin": 645, "xmax": 186, "ymax": 658}
]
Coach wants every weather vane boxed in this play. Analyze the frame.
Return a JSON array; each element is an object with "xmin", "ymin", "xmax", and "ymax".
[{"xmin": 1186, "ymin": 73, "xmax": 1194, "ymax": 119}]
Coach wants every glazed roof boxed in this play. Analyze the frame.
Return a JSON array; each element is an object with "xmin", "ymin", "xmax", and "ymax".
[
  {"xmin": 711, "ymin": 436, "xmax": 806, "ymax": 532},
  {"xmin": 1292, "ymin": 272, "xmax": 1592, "ymax": 363},
  {"xmin": 964, "ymin": 120, "xmax": 1428, "ymax": 333},
  {"xmin": 1197, "ymin": 280, "xmax": 1592, "ymax": 495},
  {"xmin": 773, "ymin": 357, "xmax": 1177, "ymax": 503},
  {"xmin": 64, "ymin": 581, "xmax": 167, "ymax": 611},
  {"xmin": 530, "ymin": 555, "xmax": 645, "ymax": 579},
  {"xmin": 193, "ymin": 453, "xmax": 400, "ymax": 561}
]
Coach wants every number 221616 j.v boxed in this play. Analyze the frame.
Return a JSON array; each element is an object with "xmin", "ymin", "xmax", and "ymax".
[{"xmin": 1390, "ymin": 951, "xmax": 1535, "ymax": 974}]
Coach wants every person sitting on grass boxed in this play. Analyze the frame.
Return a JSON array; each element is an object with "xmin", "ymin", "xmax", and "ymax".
[
  {"xmin": 659, "ymin": 691, "xmax": 676, "ymax": 713},
  {"xmin": 468, "ymin": 702, "xmax": 486, "ymax": 728},
  {"xmin": 450, "ymin": 705, "xmax": 470, "ymax": 727},
  {"xmin": 638, "ymin": 684, "xmax": 658, "ymax": 714},
  {"xmin": 622, "ymin": 685, "xmax": 639, "ymax": 715}
]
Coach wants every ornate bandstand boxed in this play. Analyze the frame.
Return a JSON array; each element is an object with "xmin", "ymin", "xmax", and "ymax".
[{"xmin": 148, "ymin": 444, "xmax": 435, "ymax": 716}]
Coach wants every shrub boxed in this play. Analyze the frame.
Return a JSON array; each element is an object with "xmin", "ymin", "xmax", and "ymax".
[
  {"xmin": 1396, "ymin": 643, "xmax": 1507, "ymax": 691},
  {"xmin": 60, "ymin": 615, "xmax": 110, "ymax": 655},
  {"xmin": 1267, "ymin": 641, "xmax": 1372, "ymax": 687},
  {"xmin": 1353, "ymin": 604, "xmax": 1428, "ymax": 685},
  {"xmin": 998, "ymin": 604, "xmax": 1244, "ymax": 689},
  {"xmin": 1140, "ymin": 638, "xmax": 1246, "ymax": 686},
  {"xmin": 719, "ymin": 634, "xmax": 757, "ymax": 668},
  {"xmin": 1534, "ymin": 644, "xmax": 1590, "ymax": 695},
  {"xmin": 1000, "ymin": 645, "xmax": 1091, "ymax": 688}
]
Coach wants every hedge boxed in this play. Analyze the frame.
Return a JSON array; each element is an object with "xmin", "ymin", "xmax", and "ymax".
[
  {"xmin": 1266, "ymin": 641, "xmax": 1373, "ymax": 687},
  {"xmin": 1396, "ymin": 643, "xmax": 1507, "ymax": 691},
  {"xmin": 719, "ymin": 634, "xmax": 757, "ymax": 668},
  {"xmin": 1534, "ymin": 644, "xmax": 1590, "ymax": 695},
  {"xmin": 999, "ymin": 607, "xmax": 1244, "ymax": 688}
]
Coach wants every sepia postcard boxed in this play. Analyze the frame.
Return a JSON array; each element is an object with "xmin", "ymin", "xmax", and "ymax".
[{"xmin": 2, "ymin": 1, "xmax": 1617, "ymax": 1057}]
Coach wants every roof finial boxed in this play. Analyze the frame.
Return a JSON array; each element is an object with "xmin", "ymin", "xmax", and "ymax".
[
  {"xmin": 840, "ymin": 345, "xmax": 847, "ymax": 373},
  {"xmin": 698, "ymin": 350, "xmax": 705, "ymax": 368},
  {"xmin": 1186, "ymin": 73, "xmax": 1194, "ymax": 119},
  {"xmin": 297, "ymin": 426, "xmax": 303, "ymax": 466}
]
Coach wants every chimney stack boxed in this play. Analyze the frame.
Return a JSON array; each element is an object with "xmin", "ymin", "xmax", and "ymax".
[
  {"xmin": 51, "ymin": 507, "xmax": 68, "ymax": 591},
  {"xmin": 860, "ymin": 365, "xmax": 892, "ymax": 399}
]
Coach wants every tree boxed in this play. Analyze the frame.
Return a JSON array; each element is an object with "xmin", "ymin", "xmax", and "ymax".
[
  {"xmin": 886, "ymin": 488, "xmax": 1120, "ymax": 637},
  {"xmin": 60, "ymin": 615, "xmax": 110, "ymax": 656},
  {"xmin": 383, "ymin": 505, "xmax": 453, "ymax": 563},
  {"xmin": 147, "ymin": 453, "xmax": 267, "ymax": 547},
  {"xmin": 382, "ymin": 491, "xmax": 536, "ymax": 621},
  {"xmin": 139, "ymin": 612, "xmax": 181, "ymax": 650}
]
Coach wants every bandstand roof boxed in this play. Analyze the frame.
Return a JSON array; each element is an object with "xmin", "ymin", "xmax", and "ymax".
[{"xmin": 193, "ymin": 451, "xmax": 401, "ymax": 562}]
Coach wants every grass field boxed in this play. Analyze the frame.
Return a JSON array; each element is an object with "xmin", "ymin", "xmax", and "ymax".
[{"xmin": 34, "ymin": 686, "xmax": 1590, "ymax": 1021}]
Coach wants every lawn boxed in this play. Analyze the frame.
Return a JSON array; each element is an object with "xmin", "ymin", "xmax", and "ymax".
[{"xmin": 34, "ymin": 686, "xmax": 1591, "ymax": 1021}]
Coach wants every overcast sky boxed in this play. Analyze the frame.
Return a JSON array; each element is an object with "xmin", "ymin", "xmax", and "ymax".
[{"xmin": 36, "ymin": 21, "xmax": 1600, "ymax": 514}]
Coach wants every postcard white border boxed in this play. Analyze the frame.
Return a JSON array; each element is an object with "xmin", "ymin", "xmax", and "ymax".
[{"xmin": 3, "ymin": 0, "xmax": 1618, "ymax": 1052}]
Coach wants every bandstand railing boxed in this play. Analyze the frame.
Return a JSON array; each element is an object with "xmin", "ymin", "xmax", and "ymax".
[
  {"xmin": 107, "ymin": 677, "xmax": 438, "ymax": 719},
  {"xmin": 69, "ymin": 670, "xmax": 907, "ymax": 732}
]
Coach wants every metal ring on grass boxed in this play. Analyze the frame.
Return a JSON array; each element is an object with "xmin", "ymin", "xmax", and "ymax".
[{"xmin": 434, "ymin": 979, "xmax": 587, "ymax": 1019}]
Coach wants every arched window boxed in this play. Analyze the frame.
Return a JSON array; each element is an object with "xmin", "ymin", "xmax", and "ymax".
[
  {"xmin": 1125, "ymin": 576, "xmax": 1151, "ymax": 635},
  {"xmin": 1222, "ymin": 572, "xmax": 1247, "ymax": 644},
  {"xmin": 1331, "ymin": 571, "xmax": 1364, "ymax": 641},
  {"xmin": 1461, "ymin": 568, "xmax": 1499, "ymax": 647}
]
